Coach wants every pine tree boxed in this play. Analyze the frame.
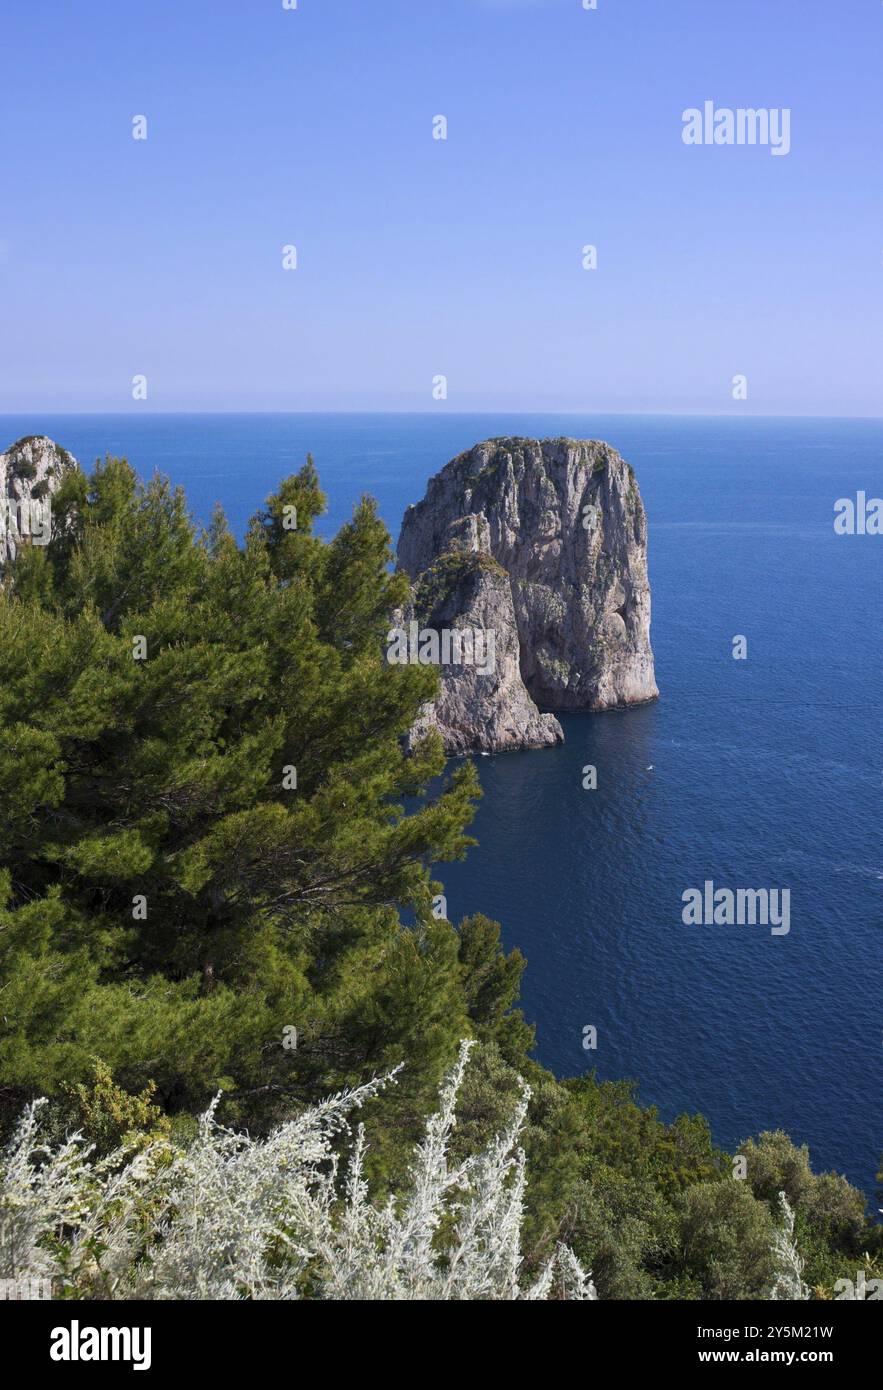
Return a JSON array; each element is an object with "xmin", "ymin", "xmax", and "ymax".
[{"xmin": 0, "ymin": 454, "xmax": 496, "ymax": 1144}]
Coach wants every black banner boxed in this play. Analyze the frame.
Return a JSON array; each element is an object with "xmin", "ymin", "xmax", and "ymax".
[{"xmin": 4, "ymin": 1296, "xmax": 878, "ymax": 1375}]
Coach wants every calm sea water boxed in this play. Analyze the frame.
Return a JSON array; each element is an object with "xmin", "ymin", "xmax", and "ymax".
[{"xmin": 3, "ymin": 412, "xmax": 881, "ymax": 1198}]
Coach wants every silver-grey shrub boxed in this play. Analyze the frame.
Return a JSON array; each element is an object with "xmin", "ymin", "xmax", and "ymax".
[{"xmin": 0, "ymin": 1041, "xmax": 596, "ymax": 1301}]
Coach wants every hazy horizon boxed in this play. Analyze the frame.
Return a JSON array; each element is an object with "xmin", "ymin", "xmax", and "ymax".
[{"xmin": 5, "ymin": 408, "xmax": 883, "ymax": 422}]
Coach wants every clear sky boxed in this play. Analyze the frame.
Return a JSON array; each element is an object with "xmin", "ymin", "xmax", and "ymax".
[{"xmin": 2, "ymin": 0, "xmax": 881, "ymax": 415}]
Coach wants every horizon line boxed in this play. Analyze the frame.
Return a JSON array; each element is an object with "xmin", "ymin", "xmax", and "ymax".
[{"xmin": 1, "ymin": 409, "xmax": 882, "ymax": 423}]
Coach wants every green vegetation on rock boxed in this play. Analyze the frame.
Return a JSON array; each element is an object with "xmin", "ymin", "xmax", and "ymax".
[{"xmin": 414, "ymin": 549, "xmax": 506, "ymax": 618}]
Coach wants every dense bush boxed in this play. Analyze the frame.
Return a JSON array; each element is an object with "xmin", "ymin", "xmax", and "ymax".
[
  {"xmin": 0, "ymin": 1043, "xmax": 816, "ymax": 1302},
  {"xmin": 0, "ymin": 1044, "xmax": 599, "ymax": 1300}
]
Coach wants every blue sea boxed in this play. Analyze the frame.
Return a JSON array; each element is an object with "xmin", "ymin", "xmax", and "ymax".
[{"xmin": 3, "ymin": 412, "xmax": 880, "ymax": 1199}]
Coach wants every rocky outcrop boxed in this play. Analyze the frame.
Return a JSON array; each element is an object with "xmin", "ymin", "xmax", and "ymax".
[
  {"xmin": 396, "ymin": 437, "xmax": 657, "ymax": 753},
  {"xmin": 392, "ymin": 553, "xmax": 563, "ymax": 755},
  {"xmin": 0, "ymin": 436, "xmax": 77, "ymax": 572}
]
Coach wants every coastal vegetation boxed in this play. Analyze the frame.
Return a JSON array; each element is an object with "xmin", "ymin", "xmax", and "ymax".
[{"xmin": 0, "ymin": 452, "xmax": 877, "ymax": 1298}]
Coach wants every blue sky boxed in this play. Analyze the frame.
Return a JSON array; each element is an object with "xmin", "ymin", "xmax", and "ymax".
[{"xmin": 2, "ymin": 0, "xmax": 881, "ymax": 414}]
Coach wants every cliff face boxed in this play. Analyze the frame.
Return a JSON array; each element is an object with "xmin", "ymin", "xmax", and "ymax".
[
  {"xmin": 396, "ymin": 437, "xmax": 657, "ymax": 753},
  {"xmin": 0, "ymin": 436, "xmax": 77, "ymax": 571},
  {"xmin": 393, "ymin": 553, "xmax": 563, "ymax": 755}
]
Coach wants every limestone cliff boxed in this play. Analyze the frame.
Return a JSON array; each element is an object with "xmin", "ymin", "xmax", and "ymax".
[
  {"xmin": 393, "ymin": 552, "xmax": 563, "ymax": 755},
  {"xmin": 396, "ymin": 437, "xmax": 657, "ymax": 753},
  {"xmin": 0, "ymin": 435, "xmax": 77, "ymax": 572}
]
